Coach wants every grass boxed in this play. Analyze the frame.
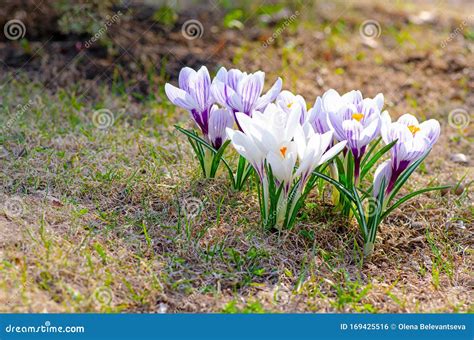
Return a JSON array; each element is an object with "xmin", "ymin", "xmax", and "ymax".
[{"xmin": 1, "ymin": 1, "xmax": 473, "ymax": 313}]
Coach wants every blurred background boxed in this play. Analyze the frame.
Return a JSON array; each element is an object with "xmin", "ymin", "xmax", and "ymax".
[{"xmin": 0, "ymin": 0, "xmax": 472, "ymax": 107}]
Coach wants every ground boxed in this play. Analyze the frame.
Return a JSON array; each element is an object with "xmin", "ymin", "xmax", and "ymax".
[{"xmin": 0, "ymin": 0, "xmax": 473, "ymax": 313}]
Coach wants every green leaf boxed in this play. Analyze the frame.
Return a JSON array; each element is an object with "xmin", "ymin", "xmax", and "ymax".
[
  {"xmin": 361, "ymin": 137, "xmax": 381, "ymax": 167},
  {"xmin": 210, "ymin": 140, "xmax": 231, "ymax": 177},
  {"xmin": 312, "ymin": 171, "xmax": 356, "ymax": 202},
  {"xmin": 175, "ymin": 125, "xmax": 216, "ymax": 152},
  {"xmin": 360, "ymin": 139, "xmax": 397, "ymax": 180},
  {"xmin": 175, "ymin": 125, "xmax": 235, "ymax": 183},
  {"xmin": 351, "ymin": 186, "xmax": 368, "ymax": 240},
  {"xmin": 367, "ymin": 178, "xmax": 386, "ymax": 244},
  {"xmin": 187, "ymin": 136, "xmax": 206, "ymax": 176},
  {"xmin": 381, "ymin": 185, "xmax": 450, "ymax": 220},
  {"xmin": 388, "ymin": 151, "xmax": 430, "ymax": 203}
]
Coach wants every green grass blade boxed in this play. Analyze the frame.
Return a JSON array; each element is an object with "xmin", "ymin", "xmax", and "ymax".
[
  {"xmin": 210, "ymin": 140, "xmax": 231, "ymax": 177},
  {"xmin": 388, "ymin": 151, "xmax": 430, "ymax": 203},
  {"xmin": 382, "ymin": 185, "xmax": 450, "ymax": 220},
  {"xmin": 360, "ymin": 139, "xmax": 397, "ymax": 180},
  {"xmin": 361, "ymin": 137, "xmax": 381, "ymax": 167},
  {"xmin": 312, "ymin": 171, "xmax": 356, "ymax": 201}
]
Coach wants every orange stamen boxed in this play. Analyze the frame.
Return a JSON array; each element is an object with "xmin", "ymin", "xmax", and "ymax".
[
  {"xmin": 280, "ymin": 146, "xmax": 288, "ymax": 157},
  {"xmin": 352, "ymin": 113, "xmax": 364, "ymax": 122},
  {"xmin": 408, "ymin": 125, "xmax": 420, "ymax": 135}
]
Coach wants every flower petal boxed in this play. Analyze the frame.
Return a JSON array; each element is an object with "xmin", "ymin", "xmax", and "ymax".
[
  {"xmin": 227, "ymin": 69, "xmax": 244, "ymax": 91},
  {"xmin": 214, "ymin": 67, "xmax": 228, "ymax": 82},
  {"xmin": 318, "ymin": 140, "xmax": 346, "ymax": 166},
  {"xmin": 374, "ymin": 93, "xmax": 384, "ymax": 111},
  {"xmin": 239, "ymin": 71, "xmax": 264, "ymax": 114},
  {"xmin": 373, "ymin": 160, "xmax": 392, "ymax": 197},
  {"xmin": 190, "ymin": 66, "xmax": 212, "ymax": 111},
  {"xmin": 419, "ymin": 119, "xmax": 440, "ymax": 147},
  {"xmin": 397, "ymin": 113, "xmax": 419, "ymax": 127},
  {"xmin": 380, "ymin": 110, "xmax": 392, "ymax": 144},
  {"xmin": 208, "ymin": 106, "xmax": 234, "ymax": 149},
  {"xmin": 255, "ymin": 77, "xmax": 282, "ymax": 111},
  {"xmin": 322, "ymin": 89, "xmax": 342, "ymax": 113},
  {"xmin": 178, "ymin": 67, "xmax": 195, "ymax": 93},
  {"xmin": 165, "ymin": 83, "xmax": 198, "ymax": 111},
  {"xmin": 211, "ymin": 81, "xmax": 242, "ymax": 112}
]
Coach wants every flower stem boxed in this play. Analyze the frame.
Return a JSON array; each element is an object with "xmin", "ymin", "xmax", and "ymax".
[{"xmin": 203, "ymin": 149, "xmax": 213, "ymax": 178}]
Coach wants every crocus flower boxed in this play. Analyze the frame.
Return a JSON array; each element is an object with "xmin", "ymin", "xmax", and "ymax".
[
  {"xmin": 307, "ymin": 96, "xmax": 332, "ymax": 135},
  {"xmin": 294, "ymin": 122, "xmax": 347, "ymax": 186},
  {"xmin": 211, "ymin": 67, "xmax": 282, "ymax": 128},
  {"xmin": 165, "ymin": 66, "xmax": 214, "ymax": 135},
  {"xmin": 208, "ymin": 105, "xmax": 234, "ymax": 149},
  {"xmin": 275, "ymin": 90, "xmax": 307, "ymax": 124},
  {"xmin": 372, "ymin": 160, "xmax": 392, "ymax": 198},
  {"xmin": 325, "ymin": 89, "xmax": 383, "ymax": 178},
  {"xmin": 226, "ymin": 103, "xmax": 300, "ymax": 184},
  {"xmin": 267, "ymin": 141, "xmax": 298, "ymax": 193},
  {"xmin": 379, "ymin": 112, "xmax": 441, "ymax": 193},
  {"xmin": 322, "ymin": 89, "xmax": 384, "ymax": 114}
]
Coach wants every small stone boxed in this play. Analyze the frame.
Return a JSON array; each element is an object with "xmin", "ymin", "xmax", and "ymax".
[
  {"xmin": 450, "ymin": 153, "xmax": 469, "ymax": 164},
  {"xmin": 158, "ymin": 302, "xmax": 168, "ymax": 313},
  {"xmin": 409, "ymin": 11, "xmax": 435, "ymax": 25},
  {"xmin": 454, "ymin": 184, "xmax": 465, "ymax": 196}
]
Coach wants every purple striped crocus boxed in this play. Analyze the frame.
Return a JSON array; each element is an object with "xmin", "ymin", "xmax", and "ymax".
[
  {"xmin": 165, "ymin": 66, "xmax": 214, "ymax": 136},
  {"xmin": 307, "ymin": 96, "xmax": 332, "ymax": 135},
  {"xmin": 325, "ymin": 89, "xmax": 383, "ymax": 179},
  {"xmin": 376, "ymin": 112, "xmax": 441, "ymax": 194},
  {"xmin": 208, "ymin": 105, "xmax": 234, "ymax": 149},
  {"xmin": 211, "ymin": 67, "xmax": 282, "ymax": 128},
  {"xmin": 275, "ymin": 90, "xmax": 307, "ymax": 124}
]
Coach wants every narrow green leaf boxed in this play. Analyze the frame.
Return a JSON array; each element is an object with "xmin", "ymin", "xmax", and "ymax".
[
  {"xmin": 187, "ymin": 136, "xmax": 206, "ymax": 176},
  {"xmin": 312, "ymin": 171, "xmax": 356, "ymax": 201},
  {"xmin": 388, "ymin": 151, "xmax": 430, "ymax": 203},
  {"xmin": 382, "ymin": 185, "xmax": 450, "ymax": 220},
  {"xmin": 351, "ymin": 186, "xmax": 368, "ymax": 240},
  {"xmin": 361, "ymin": 137, "xmax": 381, "ymax": 167},
  {"xmin": 175, "ymin": 125, "xmax": 216, "ymax": 153},
  {"xmin": 360, "ymin": 139, "xmax": 397, "ymax": 180},
  {"xmin": 210, "ymin": 140, "xmax": 231, "ymax": 177}
]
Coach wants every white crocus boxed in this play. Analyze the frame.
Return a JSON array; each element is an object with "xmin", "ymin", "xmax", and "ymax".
[
  {"xmin": 226, "ymin": 104, "xmax": 301, "ymax": 228},
  {"xmin": 232, "ymin": 103, "xmax": 301, "ymax": 181},
  {"xmin": 295, "ymin": 124, "xmax": 345, "ymax": 184}
]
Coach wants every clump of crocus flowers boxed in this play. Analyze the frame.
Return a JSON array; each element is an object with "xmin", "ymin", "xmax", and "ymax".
[{"xmin": 166, "ymin": 65, "xmax": 445, "ymax": 255}]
